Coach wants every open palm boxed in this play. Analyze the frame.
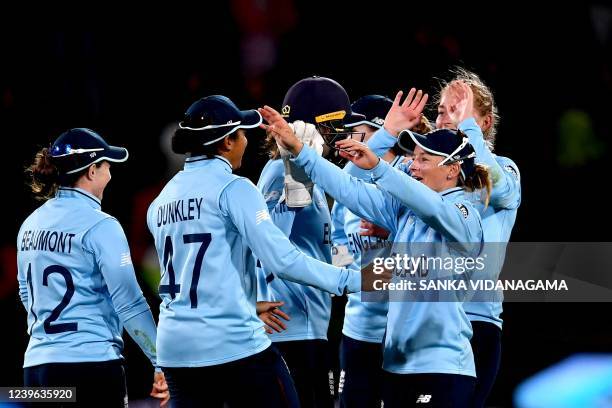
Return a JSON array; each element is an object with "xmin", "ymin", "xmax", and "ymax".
[
  {"xmin": 384, "ymin": 88, "xmax": 429, "ymax": 136},
  {"xmin": 258, "ymin": 105, "xmax": 303, "ymax": 155},
  {"xmin": 446, "ymin": 80, "xmax": 474, "ymax": 127}
]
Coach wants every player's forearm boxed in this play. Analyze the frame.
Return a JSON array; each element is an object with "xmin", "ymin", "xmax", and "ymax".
[
  {"xmin": 274, "ymin": 253, "xmax": 361, "ymax": 295},
  {"xmin": 123, "ymin": 309, "xmax": 158, "ymax": 368},
  {"xmin": 292, "ymin": 145, "xmax": 395, "ymax": 231},
  {"xmin": 458, "ymin": 119, "xmax": 521, "ymax": 209},
  {"xmin": 330, "ymin": 202, "xmax": 348, "ymax": 244},
  {"xmin": 342, "ymin": 128, "xmax": 397, "ymax": 178},
  {"xmin": 458, "ymin": 118, "xmax": 505, "ymax": 185},
  {"xmin": 224, "ymin": 179, "xmax": 360, "ymax": 295},
  {"xmin": 250, "ymin": 220, "xmax": 360, "ymax": 295},
  {"xmin": 367, "ymin": 127, "xmax": 397, "ymax": 155},
  {"xmin": 371, "ymin": 159, "xmax": 476, "ymax": 242},
  {"xmin": 99, "ymin": 260, "xmax": 152, "ymax": 322},
  {"xmin": 371, "ymin": 159, "xmax": 443, "ymax": 218}
]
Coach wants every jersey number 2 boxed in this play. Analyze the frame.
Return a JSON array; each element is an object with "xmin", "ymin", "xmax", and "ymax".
[
  {"xmin": 27, "ymin": 264, "xmax": 78, "ymax": 334},
  {"xmin": 159, "ymin": 233, "xmax": 212, "ymax": 308}
]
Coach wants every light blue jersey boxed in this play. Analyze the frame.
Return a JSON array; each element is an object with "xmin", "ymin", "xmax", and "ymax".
[
  {"xmin": 365, "ymin": 124, "xmax": 522, "ymax": 328},
  {"xmin": 256, "ymin": 159, "xmax": 333, "ymax": 341},
  {"xmin": 17, "ymin": 188, "xmax": 157, "ymax": 368},
  {"xmin": 147, "ymin": 156, "xmax": 360, "ymax": 367},
  {"xmin": 292, "ymin": 146, "xmax": 483, "ymax": 377},
  {"xmin": 459, "ymin": 118, "xmax": 521, "ymax": 328},
  {"xmin": 333, "ymin": 155, "xmax": 404, "ymax": 343}
]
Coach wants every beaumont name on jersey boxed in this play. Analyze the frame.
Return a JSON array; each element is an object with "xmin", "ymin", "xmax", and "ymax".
[{"xmin": 20, "ymin": 230, "xmax": 76, "ymax": 253}]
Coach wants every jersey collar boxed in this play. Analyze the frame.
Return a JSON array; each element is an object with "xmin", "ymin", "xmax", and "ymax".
[
  {"xmin": 56, "ymin": 187, "xmax": 102, "ymax": 209},
  {"xmin": 184, "ymin": 155, "xmax": 232, "ymax": 173},
  {"xmin": 440, "ymin": 187, "xmax": 464, "ymax": 197}
]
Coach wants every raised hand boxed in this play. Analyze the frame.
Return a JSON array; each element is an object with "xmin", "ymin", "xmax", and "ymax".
[
  {"xmin": 445, "ymin": 80, "xmax": 475, "ymax": 127},
  {"xmin": 335, "ymin": 138, "xmax": 379, "ymax": 170},
  {"xmin": 259, "ymin": 106, "xmax": 303, "ymax": 156},
  {"xmin": 384, "ymin": 88, "xmax": 429, "ymax": 136},
  {"xmin": 256, "ymin": 301, "xmax": 291, "ymax": 334}
]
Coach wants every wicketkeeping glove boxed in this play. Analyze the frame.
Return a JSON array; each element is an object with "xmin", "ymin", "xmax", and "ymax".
[{"xmin": 278, "ymin": 121, "xmax": 325, "ymax": 207}]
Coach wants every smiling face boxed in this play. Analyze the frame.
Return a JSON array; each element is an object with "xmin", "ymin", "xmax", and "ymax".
[
  {"xmin": 408, "ymin": 146, "xmax": 460, "ymax": 192},
  {"xmin": 77, "ymin": 161, "xmax": 112, "ymax": 200},
  {"xmin": 435, "ymin": 90, "xmax": 456, "ymax": 130},
  {"xmin": 225, "ymin": 129, "xmax": 248, "ymax": 170}
]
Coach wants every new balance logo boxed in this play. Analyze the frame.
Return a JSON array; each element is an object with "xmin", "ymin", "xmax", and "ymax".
[
  {"xmin": 255, "ymin": 210, "xmax": 271, "ymax": 225},
  {"xmin": 120, "ymin": 252, "xmax": 132, "ymax": 266},
  {"xmin": 416, "ymin": 394, "xmax": 431, "ymax": 404}
]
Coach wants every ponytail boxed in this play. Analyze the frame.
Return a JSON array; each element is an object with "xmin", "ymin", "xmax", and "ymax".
[
  {"xmin": 27, "ymin": 147, "xmax": 97, "ymax": 201},
  {"xmin": 463, "ymin": 164, "xmax": 492, "ymax": 208},
  {"xmin": 27, "ymin": 148, "xmax": 60, "ymax": 201}
]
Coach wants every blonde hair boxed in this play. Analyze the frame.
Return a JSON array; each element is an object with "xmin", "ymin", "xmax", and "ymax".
[
  {"xmin": 461, "ymin": 164, "xmax": 492, "ymax": 208},
  {"xmin": 437, "ymin": 67, "xmax": 500, "ymax": 150}
]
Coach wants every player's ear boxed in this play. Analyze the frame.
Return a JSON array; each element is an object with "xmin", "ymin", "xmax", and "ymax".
[
  {"xmin": 447, "ymin": 163, "xmax": 461, "ymax": 180},
  {"xmin": 219, "ymin": 135, "xmax": 232, "ymax": 153},
  {"xmin": 86, "ymin": 163, "xmax": 97, "ymax": 180},
  {"xmin": 480, "ymin": 112, "xmax": 493, "ymax": 133}
]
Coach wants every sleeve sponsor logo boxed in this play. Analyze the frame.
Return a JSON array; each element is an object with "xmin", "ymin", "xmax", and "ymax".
[
  {"xmin": 504, "ymin": 164, "xmax": 520, "ymax": 180},
  {"xmin": 455, "ymin": 203, "xmax": 469, "ymax": 219}
]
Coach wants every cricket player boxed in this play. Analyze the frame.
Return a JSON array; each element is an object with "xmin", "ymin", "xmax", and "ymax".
[
  {"xmin": 147, "ymin": 95, "xmax": 362, "ymax": 407},
  {"xmin": 17, "ymin": 128, "xmax": 168, "ymax": 407},
  {"xmin": 260, "ymin": 95, "xmax": 489, "ymax": 407}
]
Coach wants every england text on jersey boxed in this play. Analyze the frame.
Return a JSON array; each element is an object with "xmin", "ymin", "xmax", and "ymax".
[
  {"xmin": 347, "ymin": 232, "xmax": 390, "ymax": 254},
  {"xmin": 20, "ymin": 230, "xmax": 76, "ymax": 254}
]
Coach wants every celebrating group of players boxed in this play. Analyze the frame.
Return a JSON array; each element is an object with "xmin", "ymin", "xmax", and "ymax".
[{"xmin": 17, "ymin": 69, "xmax": 521, "ymax": 407}]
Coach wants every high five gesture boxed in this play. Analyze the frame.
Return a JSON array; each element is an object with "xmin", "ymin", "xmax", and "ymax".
[{"xmin": 383, "ymin": 88, "xmax": 429, "ymax": 136}]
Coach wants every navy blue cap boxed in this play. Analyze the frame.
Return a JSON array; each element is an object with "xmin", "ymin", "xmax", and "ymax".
[
  {"xmin": 345, "ymin": 95, "xmax": 393, "ymax": 129},
  {"xmin": 281, "ymin": 76, "xmax": 365, "ymax": 125},
  {"xmin": 398, "ymin": 128, "xmax": 476, "ymax": 177},
  {"xmin": 176, "ymin": 95, "xmax": 262, "ymax": 146},
  {"xmin": 49, "ymin": 128, "xmax": 128, "ymax": 175}
]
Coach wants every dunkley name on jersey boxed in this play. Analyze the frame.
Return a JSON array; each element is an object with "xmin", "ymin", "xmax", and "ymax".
[{"xmin": 157, "ymin": 197, "xmax": 204, "ymax": 226}]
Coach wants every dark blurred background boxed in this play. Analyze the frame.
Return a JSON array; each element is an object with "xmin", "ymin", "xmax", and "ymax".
[{"xmin": 2, "ymin": 2, "xmax": 611, "ymax": 407}]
